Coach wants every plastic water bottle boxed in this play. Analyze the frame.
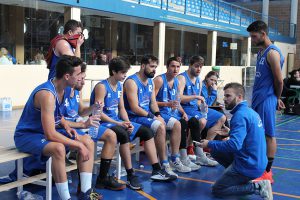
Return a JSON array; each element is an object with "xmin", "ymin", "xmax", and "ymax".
[
  {"xmin": 199, "ymin": 101, "xmax": 208, "ymax": 119},
  {"xmin": 88, "ymin": 104, "xmax": 103, "ymax": 139},
  {"xmin": 17, "ymin": 191, "xmax": 43, "ymax": 200}
]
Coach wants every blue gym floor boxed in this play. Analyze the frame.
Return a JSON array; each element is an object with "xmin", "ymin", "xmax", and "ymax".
[{"xmin": 0, "ymin": 110, "xmax": 299, "ymax": 200}]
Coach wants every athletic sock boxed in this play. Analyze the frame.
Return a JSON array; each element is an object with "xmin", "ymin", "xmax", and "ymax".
[
  {"xmin": 171, "ymin": 154, "xmax": 179, "ymax": 162},
  {"xmin": 98, "ymin": 158, "xmax": 112, "ymax": 179},
  {"xmin": 179, "ymin": 149, "xmax": 188, "ymax": 160},
  {"xmin": 152, "ymin": 163, "xmax": 161, "ymax": 171},
  {"xmin": 266, "ymin": 157, "xmax": 274, "ymax": 172},
  {"xmin": 55, "ymin": 181, "xmax": 71, "ymax": 200},
  {"xmin": 126, "ymin": 168, "xmax": 134, "ymax": 177},
  {"xmin": 80, "ymin": 172, "xmax": 92, "ymax": 193},
  {"xmin": 195, "ymin": 146, "xmax": 206, "ymax": 158}
]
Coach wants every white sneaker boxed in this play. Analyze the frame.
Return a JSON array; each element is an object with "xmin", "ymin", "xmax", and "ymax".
[
  {"xmin": 257, "ymin": 180, "xmax": 273, "ymax": 200},
  {"xmin": 170, "ymin": 158, "xmax": 191, "ymax": 173},
  {"xmin": 162, "ymin": 163, "xmax": 178, "ymax": 177},
  {"xmin": 181, "ymin": 157, "xmax": 201, "ymax": 171},
  {"xmin": 195, "ymin": 156, "xmax": 218, "ymax": 166},
  {"xmin": 188, "ymin": 154, "xmax": 197, "ymax": 161}
]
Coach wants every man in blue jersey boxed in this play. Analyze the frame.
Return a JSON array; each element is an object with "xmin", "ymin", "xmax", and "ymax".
[
  {"xmin": 247, "ymin": 20, "xmax": 285, "ymax": 183},
  {"xmin": 91, "ymin": 57, "xmax": 176, "ymax": 187},
  {"xmin": 61, "ymin": 63, "xmax": 127, "ymax": 191},
  {"xmin": 198, "ymin": 83, "xmax": 272, "ymax": 200},
  {"xmin": 46, "ymin": 20, "xmax": 84, "ymax": 80},
  {"xmin": 177, "ymin": 56, "xmax": 224, "ymax": 166},
  {"xmin": 14, "ymin": 55, "xmax": 101, "ymax": 200},
  {"xmin": 154, "ymin": 56, "xmax": 200, "ymax": 172},
  {"xmin": 123, "ymin": 55, "xmax": 178, "ymax": 177}
]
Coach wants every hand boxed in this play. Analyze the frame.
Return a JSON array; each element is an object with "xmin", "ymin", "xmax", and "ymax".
[
  {"xmin": 212, "ymin": 83, "xmax": 217, "ymax": 90},
  {"xmin": 66, "ymin": 127, "xmax": 80, "ymax": 141},
  {"xmin": 84, "ymin": 115, "xmax": 100, "ymax": 128},
  {"xmin": 198, "ymin": 139, "xmax": 209, "ymax": 148},
  {"xmin": 214, "ymin": 125, "xmax": 230, "ymax": 136},
  {"xmin": 182, "ymin": 112, "xmax": 189, "ymax": 121},
  {"xmin": 78, "ymin": 143, "xmax": 89, "ymax": 161},
  {"xmin": 77, "ymin": 34, "xmax": 85, "ymax": 47},
  {"xmin": 155, "ymin": 116, "xmax": 166, "ymax": 125},
  {"xmin": 277, "ymin": 99, "xmax": 285, "ymax": 111},
  {"xmin": 195, "ymin": 95, "xmax": 205, "ymax": 102},
  {"xmin": 125, "ymin": 121, "xmax": 134, "ymax": 133}
]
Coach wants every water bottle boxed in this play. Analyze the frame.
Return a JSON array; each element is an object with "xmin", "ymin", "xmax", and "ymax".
[
  {"xmin": 88, "ymin": 104, "xmax": 103, "ymax": 139},
  {"xmin": 199, "ymin": 101, "xmax": 208, "ymax": 119},
  {"xmin": 17, "ymin": 190, "xmax": 43, "ymax": 200}
]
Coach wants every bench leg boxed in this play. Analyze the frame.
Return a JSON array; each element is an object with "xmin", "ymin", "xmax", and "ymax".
[
  {"xmin": 116, "ymin": 144, "xmax": 121, "ymax": 180},
  {"xmin": 93, "ymin": 142, "xmax": 98, "ymax": 174},
  {"xmin": 135, "ymin": 138, "xmax": 140, "ymax": 162},
  {"xmin": 17, "ymin": 159, "xmax": 23, "ymax": 194},
  {"xmin": 46, "ymin": 157, "xmax": 52, "ymax": 200}
]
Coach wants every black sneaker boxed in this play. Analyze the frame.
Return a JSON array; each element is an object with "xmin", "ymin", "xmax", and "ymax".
[
  {"xmin": 151, "ymin": 169, "xmax": 177, "ymax": 182},
  {"xmin": 78, "ymin": 188, "xmax": 103, "ymax": 200},
  {"xmin": 95, "ymin": 175, "xmax": 126, "ymax": 191},
  {"xmin": 127, "ymin": 174, "xmax": 143, "ymax": 190}
]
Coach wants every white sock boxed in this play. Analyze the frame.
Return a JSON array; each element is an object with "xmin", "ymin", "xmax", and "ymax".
[
  {"xmin": 195, "ymin": 147, "xmax": 206, "ymax": 158},
  {"xmin": 80, "ymin": 172, "xmax": 92, "ymax": 193},
  {"xmin": 55, "ymin": 181, "xmax": 70, "ymax": 200},
  {"xmin": 179, "ymin": 149, "xmax": 188, "ymax": 160}
]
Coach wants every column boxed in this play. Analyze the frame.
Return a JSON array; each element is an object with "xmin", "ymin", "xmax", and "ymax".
[
  {"xmin": 206, "ymin": 31, "xmax": 217, "ymax": 66},
  {"xmin": 262, "ymin": 0, "xmax": 269, "ymax": 24},
  {"xmin": 290, "ymin": 0, "xmax": 298, "ymax": 37},
  {"xmin": 64, "ymin": 7, "xmax": 81, "ymax": 22},
  {"xmin": 153, "ymin": 22, "xmax": 166, "ymax": 70}
]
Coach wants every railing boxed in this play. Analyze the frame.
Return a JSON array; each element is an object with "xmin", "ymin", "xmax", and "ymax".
[{"xmin": 126, "ymin": 0, "xmax": 296, "ymax": 38}]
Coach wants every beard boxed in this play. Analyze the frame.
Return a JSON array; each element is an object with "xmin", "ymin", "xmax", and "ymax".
[
  {"xmin": 255, "ymin": 40, "xmax": 265, "ymax": 47},
  {"xmin": 144, "ymin": 70, "xmax": 155, "ymax": 78},
  {"xmin": 225, "ymin": 99, "xmax": 237, "ymax": 110}
]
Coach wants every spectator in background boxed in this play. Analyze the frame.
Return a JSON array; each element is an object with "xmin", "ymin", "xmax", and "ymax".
[
  {"xmin": 97, "ymin": 49, "xmax": 107, "ymax": 65},
  {"xmin": 287, "ymin": 69, "xmax": 300, "ymax": 87},
  {"xmin": 0, "ymin": 47, "xmax": 13, "ymax": 65},
  {"xmin": 34, "ymin": 51, "xmax": 46, "ymax": 65},
  {"xmin": 202, "ymin": 71, "xmax": 219, "ymax": 106}
]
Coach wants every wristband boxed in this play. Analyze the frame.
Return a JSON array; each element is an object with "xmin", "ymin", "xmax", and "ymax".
[
  {"xmin": 154, "ymin": 111, "xmax": 161, "ymax": 117},
  {"xmin": 147, "ymin": 112, "xmax": 155, "ymax": 119}
]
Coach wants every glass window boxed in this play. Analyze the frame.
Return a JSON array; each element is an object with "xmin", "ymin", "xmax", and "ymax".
[{"xmin": 216, "ymin": 36, "xmax": 242, "ymax": 66}]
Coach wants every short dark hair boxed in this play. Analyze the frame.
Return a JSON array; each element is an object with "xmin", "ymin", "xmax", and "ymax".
[
  {"xmin": 224, "ymin": 82, "xmax": 245, "ymax": 98},
  {"xmin": 205, "ymin": 71, "xmax": 219, "ymax": 80},
  {"xmin": 109, "ymin": 57, "xmax": 131, "ymax": 76},
  {"xmin": 166, "ymin": 56, "xmax": 180, "ymax": 67},
  {"xmin": 140, "ymin": 55, "xmax": 158, "ymax": 66},
  {"xmin": 55, "ymin": 55, "xmax": 83, "ymax": 79},
  {"xmin": 189, "ymin": 55, "xmax": 205, "ymax": 66},
  {"xmin": 63, "ymin": 20, "xmax": 83, "ymax": 34},
  {"xmin": 81, "ymin": 62, "xmax": 87, "ymax": 73},
  {"xmin": 247, "ymin": 20, "xmax": 268, "ymax": 35}
]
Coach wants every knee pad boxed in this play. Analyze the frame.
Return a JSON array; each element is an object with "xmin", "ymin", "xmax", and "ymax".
[
  {"xmin": 188, "ymin": 117, "xmax": 200, "ymax": 129},
  {"xmin": 137, "ymin": 125, "xmax": 154, "ymax": 141},
  {"xmin": 110, "ymin": 125, "xmax": 130, "ymax": 144}
]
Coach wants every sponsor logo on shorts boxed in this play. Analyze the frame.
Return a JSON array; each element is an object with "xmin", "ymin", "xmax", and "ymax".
[{"xmin": 41, "ymin": 139, "xmax": 46, "ymax": 143}]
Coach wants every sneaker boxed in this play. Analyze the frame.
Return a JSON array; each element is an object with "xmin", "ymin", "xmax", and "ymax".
[
  {"xmin": 170, "ymin": 157, "xmax": 191, "ymax": 173},
  {"xmin": 195, "ymin": 156, "xmax": 218, "ymax": 166},
  {"xmin": 253, "ymin": 170, "xmax": 274, "ymax": 184},
  {"xmin": 181, "ymin": 157, "xmax": 201, "ymax": 171},
  {"xmin": 151, "ymin": 168, "xmax": 177, "ymax": 181},
  {"xmin": 95, "ymin": 175, "xmax": 126, "ymax": 191},
  {"xmin": 187, "ymin": 145, "xmax": 196, "ymax": 161},
  {"xmin": 162, "ymin": 163, "xmax": 178, "ymax": 177},
  {"xmin": 78, "ymin": 188, "xmax": 103, "ymax": 200},
  {"xmin": 257, "ymin": 180, "xmax": 273, "ymax": 200},
  {"xmin": 127, "ymin": 174, "xmax": 143, "ymax": 190}
]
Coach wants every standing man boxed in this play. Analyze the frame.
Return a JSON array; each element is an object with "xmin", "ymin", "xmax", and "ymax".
[
  {"xmin": 123, "ymin": 55, "xmax": 178, "ymax": 178},
  {"xmin": 46, "ymin": 19, "xmax": 84, "ymax": 80},
  {"xmin": 198, "ymin": 83, "xmax": 272, "ymax": 200},
  {"xmin": 247, "ymin": 20, "xmax": 285, "ymax": 183}
]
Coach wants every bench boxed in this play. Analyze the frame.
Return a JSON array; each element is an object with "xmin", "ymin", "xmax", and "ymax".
[{"xmin": 0, "ymin": 146, "xmax": 77, "ymax": 200}]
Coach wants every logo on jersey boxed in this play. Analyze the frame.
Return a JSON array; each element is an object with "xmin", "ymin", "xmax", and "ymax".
[
  {"xmin": 255, "ymin": 72, "xmax": 261, "ymax": 78},
  {"xmin": 259, "ymin": 57, "xmax": 265, "ymax": 65},
  {"xmin": 107, "ymin": 93, "xmax": 111, "ymax": 98},
  {"xmin": 149, "ymin": 85, "xmax": 153, "ymax": 92},
  {"xmin": 257, "ymin": 116, "xmax": 263, "ymax": 127},
  {"xmin": 64, "ymin": 99, "xmax": 70, "ymax": 107},
  {"xmin": 164, "ymin": 88, "xmax": 167, "ymax": 92},
  {"xmin": 41, "ymin": 139, "xmax": 46, "ymax": 143},
  {"xmin": 139, "ymin": 89, "xmax": 143, "ymax": 93},
  {"xmin": 118, "ymin": 91, "xmax": 122, "ymax": 98},
  {"xmin": 76, "ymin": 94, "xmax": 80, "ymax": 103},
  {"xmin": 188, "ymin": 86, "xmax": 191, "ymax": 90},
  {"xmin": 171, "ymin": 89, "xmax": 176, "ymax": 95}
]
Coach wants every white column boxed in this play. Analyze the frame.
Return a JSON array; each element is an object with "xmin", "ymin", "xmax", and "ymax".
[
  {"xmin": 207, "ymin": 31, "xmax": 217, "ymax": 66},
  {"xmin": 262, "ymin": 0, "xmax": 269, "ymax": 24},
  {"xmin": 246, "ymin": 37, "xmax": 251, "ymax": 67},
  {"xmin": 153, "ymin": 22, "xmax": 166, "ymax": 70},
  {"xmin": 64, "ymin": 7, "xmax": 81, "ymax": 22},
  {"xmin": 290, "ymin": 0, "xmax": 298, "ymax": 37}
]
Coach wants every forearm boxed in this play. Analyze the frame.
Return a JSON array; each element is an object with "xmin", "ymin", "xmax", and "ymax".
[
  {"xmin": 79, "ymin": 106, "xmax": 93, "ymax": 117},
  {"xmin": 181, "ymin": 95, "xmax": 197, "ymax": 103},
  {"xmin": 157, "ymin": 101, "xmax": 169, "ymax": 107},
  {"xmin": 46, "ymin": 131, "xmax": 81, "ymax": 149},
  {"xmin": 119, "ymin": 109, "xmax": 130, "ymax": 121},
  {"xmin": 101, "ymin": 113, "xmax": 120, "ymax": 125},
  {"xmin": 131, "ymin": 105, "xmax": 150, "ymax": 117},
  {"xmin": 65, "ymin": 120, "xmax": 86, "ymax": 129},
  {"xmin": 74, "ymin": 46, "xmax": 81, "ymax": 58},
  {"xmin": 274, "ymin": 80, "xmax": 283, "ymax": 99}
]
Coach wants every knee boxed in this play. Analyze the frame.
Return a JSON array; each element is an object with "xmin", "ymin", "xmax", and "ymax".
[
  {"xmin": 188, "ymin": 117, "xmax": 199, "ymax": 129},
  {"xmin": 219, "ymin": 115, "xmax": 226, "ymax": 124},
  {"xmin": 199, "ymin": 118, "xmax": 207, "ymax": 129},
  {"xmin": 117, "ymin": 130, "xmax": 130, "ymax": 145},
  {"xmin": 139, "ymin": 126, "xmax": 154, "ymax": 141},
  {"xmin": 157, "ymin": 124, "xmax": 166, "ymax": 137},
  {"xmin": 52, "ymin": 143, "xmax": 66, "ymax": 159},
  {"xmin": 174, "ymin": 121, "xmax": 181, "ymax": 131},
  {"xmin": 82, "ymin": 135, "xmax": 94, "ymax": 150},
  {"xmin": 104, "ymin": 129, "xmax": 117, "ymax": 144}
]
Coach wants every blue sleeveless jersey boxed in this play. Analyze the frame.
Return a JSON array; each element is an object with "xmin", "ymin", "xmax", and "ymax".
[
  {"xmin": 180, "ymin": 71, "xmax": 201, "ymax": 109},
  {"xmin": 15, "ymin": 79, "xmax": 63, "ymax": 136},
  {"xmin": 156, "ymin": 73, "xmax": 179, "ymax": 114},
  {"xmin": 124, "ymin": 74, "xmax": 153, "ymax": 116},
  {"xmin": 90, "ymin": 80, "xmax": 122, "ymax": 120},
  {"xmin": 60, "ymin": 87, "xmax": 80, "ymax": 122},
  {"xmin": 48, "ymin": 44, "xmax": 74, "ymax": 80},
  {"xmin": 252, "ymin": 44, "xmax": 284, "ymax": 107}
]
